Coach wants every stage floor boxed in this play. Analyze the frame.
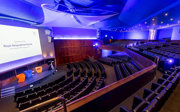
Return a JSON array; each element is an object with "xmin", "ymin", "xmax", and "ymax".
[
  {"xmin": 1, "ymin": 68, "xmax": 66, "ymax": 98},
  {"xmin": 2, "ymin": 70, "xmax": 54, "ymax": 89}
]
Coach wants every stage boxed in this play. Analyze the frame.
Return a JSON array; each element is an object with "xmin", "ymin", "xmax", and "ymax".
[{"xmin": 1, "ymin": 70, "xmax": 56, "ymax": 98}]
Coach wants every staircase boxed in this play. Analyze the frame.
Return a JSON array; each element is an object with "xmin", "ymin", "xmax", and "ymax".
[{"xmin": 1, "ymin": 86, "xmax": 15, "ymax": 98}]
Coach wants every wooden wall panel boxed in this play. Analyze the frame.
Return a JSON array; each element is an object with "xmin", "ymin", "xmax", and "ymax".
[{"xmin": 54, "ymin": 40, "xmax": 101, "ymax": 65}]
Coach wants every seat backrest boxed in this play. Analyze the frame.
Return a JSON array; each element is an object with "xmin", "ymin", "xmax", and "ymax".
[
  {"xmin": 132, "ymin": 96, "xmax": 143, "ymax": 109},
  {"xmin": 157, "ymin": 78, "xmax": 165, "ymax": 84},
  {"xmin": 19, "ymin": 101, "xmax": 30, "ymax": 110},
  {"xmin": 143, "ymin": 88, "xmax": 153, "ymax": 99},
  {"xmin": 31, "ymin": 97, "xmax": 41, "ymax": 106},
  {"xmin": 162, "ymin": 74, "xmax": 169, "ymax": 79},
  {"xmin": 143, "ymin": 99, "xmax": 158, "ymax": 112},
  {"xmin": 151, "ymin": 83, "xmax": 160, "ymax": 91}
]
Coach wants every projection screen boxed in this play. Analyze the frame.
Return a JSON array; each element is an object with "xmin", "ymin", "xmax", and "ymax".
[{"xmin": 0, "ymin": 25, "xmax": 42, "ymax": 64}]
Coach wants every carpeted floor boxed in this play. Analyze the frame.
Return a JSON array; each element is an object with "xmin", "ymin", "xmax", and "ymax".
[{"xmin": 160, "ymin": 80, "xmax": 180, "ymax": 112}]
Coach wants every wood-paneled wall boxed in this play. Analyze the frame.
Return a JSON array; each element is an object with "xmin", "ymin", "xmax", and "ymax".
[{"xmin": 54, "ymin": 40, "xmax": 101, "ymax": 65}]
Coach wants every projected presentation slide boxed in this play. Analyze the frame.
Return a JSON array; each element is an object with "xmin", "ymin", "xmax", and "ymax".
[{"xmin": 0, "ymin": 25, "xmax": 42, "ymax": 64}]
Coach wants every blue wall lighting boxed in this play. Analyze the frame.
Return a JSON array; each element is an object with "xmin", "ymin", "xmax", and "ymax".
[
  {"xmin": 93, "ymin": 42, "xmax": 99, "ymax": 47},
  {"xmin": 167, "ymin": 58, "xmax": 174, "ymax": 64}
]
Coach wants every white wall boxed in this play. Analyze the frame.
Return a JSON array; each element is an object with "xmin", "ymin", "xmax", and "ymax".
[
  {"xmin": 38, "ymin": 28, "xmax": 55, "ymax": 58},
  {"xmin": 171, "ymin": 26, "xmax": 180, "ymax": 40}
]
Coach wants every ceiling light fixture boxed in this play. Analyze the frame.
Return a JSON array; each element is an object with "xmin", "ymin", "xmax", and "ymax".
[
  {"xmin": 165, "ymin": 13, "xmax": 168, "ymax": 16},
  {"xmin": 161, "ymin": 21, "xmax": 163, "ymax": 24},
  {"xmin": 170, "ymin": 18, "xmax": 173, "ymax": 21}
]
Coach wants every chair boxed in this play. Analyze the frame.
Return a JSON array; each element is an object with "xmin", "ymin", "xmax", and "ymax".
[
  {"xmin": 37, "ymin": 90, "xmax": 46, "ymax": 96},
  {"xmin": 114, "ymin": 64, "xmax": 123, "ymax": 80},
  {"xmin": 16, "ymin": 95, "xmax": 27, "ymax": 104},
  {"xmin": 143, "ymin": 88, "xmax": 157, "ymax": 102},
  {"xmin": 16, "ymin": 73, "xmax": 25, "ymax": 83},
  {"xmin": 35, "ymin": 66, "xmax": 43, "ymax": 73},
  {"xmin": 45, "ymin": 87, "xmax": 53, "ymax": 93},
  {"xmin": 18, "ymin": 101, "xmax": 31, "ymax": 110},
  {"xmin": 132, "ymin": 96, "xmax": 144, "ymax": 110},
  {"xmin": 27, "ymin": 93, "xmax": 37, "ymax": 100},
  {"xmin": 24, "ymin": 89, "xmax": 33, "ymax": 95},
  {"xmin": 31, "ymin": 97, "xmax": 41, "ymax": 106},
  {"xmin": 49, "ymin": 91, "xmax": 58, "ymax": 98},
  {"xmin": 33, "ymin": 86, "xmax": 41, "ymax": 92},
  {"xmin": 14, "ymin": 91, "xmax": 24, "ymax": 101},
  {"xmin": 41, "ymin": 94, "xmax": 50, "ymax": 102},
  {"xmin": 24, "ymin": 70, "xmax": 33, "ymax": 79}
]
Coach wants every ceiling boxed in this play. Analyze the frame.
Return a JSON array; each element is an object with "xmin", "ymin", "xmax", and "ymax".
[{"xmin": 0, "ymin": 0, "xmax": 180, "ymax": 30}]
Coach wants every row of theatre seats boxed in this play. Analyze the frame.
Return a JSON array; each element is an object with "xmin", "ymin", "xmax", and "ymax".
[
  {"xmin": 14, "ymin": 59, "xmax": 106, "ymax": 111},
  {"xmin": 120, "ymin": 67, "xmax": 180, "ymax": 112},
  {"xmin": 67, "ymin": 59, "xmax": 106, "ymax": 78},
  {"xmin": 128, "ymin": 42, "xmax": 180, "ymax": 63},
  {"xmin": 114, "ymin": 61, "xmax": 141, "ymax": 80},
  {"xmin": 98, "ymin": 54, "xmax": 142, "ymax": 81},
  {"xmin": 98, "ymin": 55, "xmax": 131, "ymax": 66}
]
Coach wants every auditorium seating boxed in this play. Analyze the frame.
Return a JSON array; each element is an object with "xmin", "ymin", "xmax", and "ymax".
[
  {"xmin": 119, "ymin": 66, "xmax": 180, "ymax": 112},
  {"xmin": 128, "ymin": 42, "xmax": 180, "ymax": 70},
  {"xmin": 67, "ymin": 63, "xmax": 73, "ymax": 76},
  {"xmin": 12, "ymin": 48, "xmax": 179, "ymax": 112},
  {"xmin": 99, "ymin": 54, "xmax": 142, "ymax": 81},
  {"xmin": 79, "ymin": 62, "xmax": 86, "ymax": 77},
  {"xmin": 14, "ymin": 59, "xmax": 106, "ymax": 111},
  {"xmin": 95, "ymin": 61, "xmax": 107, "ymax": 77},
  {"xmin": 114, "ymin": 64, "xmax": 123, "ymax": 80}
]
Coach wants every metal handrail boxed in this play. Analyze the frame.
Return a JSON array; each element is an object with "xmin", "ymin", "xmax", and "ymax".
[{"xmin": 20, "ymin": 96, "xmax": 67, "ymax": 112}]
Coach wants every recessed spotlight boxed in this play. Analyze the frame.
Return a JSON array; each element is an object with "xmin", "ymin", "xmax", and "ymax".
[
  {"xmin": 145, "ymin": 21, "xmax": 147, "ymax": 24},
  {"xmin": 170, "ymin": 18, "xmax": 173, "ymax": 21},
  {"xmin": 165, "ymin": 13, "xmax": 168, "ymax": 16},
  {"xmin": 152, "ymin": 18, "xmax": 155, "ymax": 21},
  {"xmin": 178, "ymin": 21, "xmax": 180, "ymax": 24},
  {"xmin": 161, "ymin": 21, "xmax": 163, "ymax": 24}
]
